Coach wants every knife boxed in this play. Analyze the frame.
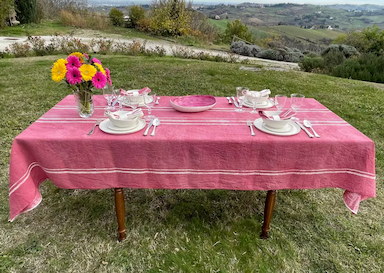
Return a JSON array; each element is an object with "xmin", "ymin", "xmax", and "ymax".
[
  {"xmin": 294, "ymin": 121, "xmax": 314, "ymax": 138},
  {"xmin": 143, "ymin": 118, "xmax": 155, "ymax": 136},
  {"xmin": 231, "ymin": 97, "xmax": 239, "ymax": 108}
]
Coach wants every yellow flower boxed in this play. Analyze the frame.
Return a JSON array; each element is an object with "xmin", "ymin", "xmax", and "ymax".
[
  {"xmin": 56, "ymin": 58, "xmax": 68, "ymax": 66},
  {"xmin": 51, "ymin": 62, "xmax": 67, "ymax": 82},
  {"xmin": 70, "ymin": 52, "xmax": 84, "ymax": 63},
  {"xmin": 94, "ymin": 63, "xmax": 106, "ymax": 75},
  {"xmin": 79, "ymin": 64, "xmax": 97, "ymax": 81}
]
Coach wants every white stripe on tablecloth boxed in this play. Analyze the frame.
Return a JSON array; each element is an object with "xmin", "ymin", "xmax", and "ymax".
[{"xmin": 10, "ymin": 163, "xmax": 375, "ymax": 196}]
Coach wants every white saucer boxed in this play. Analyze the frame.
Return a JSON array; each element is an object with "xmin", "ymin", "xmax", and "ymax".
[
  {"xmin": 254, "ymin": 118, "xmax": 300, "ymax": 136},
  {"xmin": 106, "ymin": 120, "xmax": 139, "ymax": 131},
  {"xmin": 243, "ymin": 99, "xmax": 274, "ymax": 109},
  {"xmin": 99, "ymin": 118, "xmax": 146, "ymax": 135}
]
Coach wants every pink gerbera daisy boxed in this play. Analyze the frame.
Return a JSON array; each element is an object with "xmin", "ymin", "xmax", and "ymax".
[
  {"xmin": 66, "ymin": 67, "xmax": 82, "ymax": 85},
  {"xmin": 66, "ymin": 55, "xmax": 82, "ymax": 69},
  {"xmin": 105, "ymin": 68, "xmax": 112, "ymax": 86},
  {"xmin": 83, "ymin": 53, "xmax": 89, "ymax": 60},
  {"xmin": 92, "ymin": 71, "xmax": 107, "ymax": 89},
  {"xmin": 91, "ymin": 57, "xmax": 101, "ymax": 65}
]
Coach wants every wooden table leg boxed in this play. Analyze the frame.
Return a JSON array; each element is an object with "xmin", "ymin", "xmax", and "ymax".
[
  {"xmin": 261, "ymin": 190, "xmax": 276, "ymax": 239},
  {"xmin": 114, "ymin": 188, "xmax": 126, "ymax": 242}
]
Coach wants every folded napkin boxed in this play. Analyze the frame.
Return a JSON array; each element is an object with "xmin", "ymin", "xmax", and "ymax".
[
  {"xmin": 120, "ymin": 87, "xmax": 151, "ymax": 96},
  {"xmin": 247, "ymin": 89, "xmax": 271, "ymax": 97},
  {"xmin": 259, "ymin": 109, "xmax": 296, "ymax": 120}
]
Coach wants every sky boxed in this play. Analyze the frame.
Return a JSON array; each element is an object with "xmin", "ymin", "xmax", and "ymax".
[{"xmin": 191, "ymin": 0, "xmax": 384, "ymax": 4}]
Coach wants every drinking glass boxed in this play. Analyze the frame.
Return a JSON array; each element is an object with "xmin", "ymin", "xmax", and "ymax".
[
  {"xmin": 103, "ymin": 85, "xmax": 116, "ymax": 111},
  {"xmin": 126, "ymin": 94, "xmax": 140, "ymax": 110},
  {"xmin": 235, "ymin": 87, "xmax": 245, "ymax": 112},
  {"xmin": 144, "ymin": 92, "xmax": 157, "ymax": 121},
  {"xmin": 290, "ymin": 93, "xmax": 305, "ymax": 112},
  {"xmin": 250, "ymin": 92, "xmax": 261, "ymax": 114},
  {"xmin": 275, "ymin": 95, "xmax": 287, "ymax": 112}
]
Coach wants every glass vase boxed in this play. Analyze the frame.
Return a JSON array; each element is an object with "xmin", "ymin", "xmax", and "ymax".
[{"xmin": 73, "ymin": 89, "xmax": 94, "ymax": 118}]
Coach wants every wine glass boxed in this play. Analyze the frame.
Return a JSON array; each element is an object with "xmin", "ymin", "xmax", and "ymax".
[
  {"xmin": 103, "ymin": 85, "xmax": 116, "ymax": 111},
  {"xmin": 290, "ymin": 93, "xmax": 305, "ymax": 112},
  {"xmin": 144, "ymin": 92, "xmax": 157, "ymax": 121},
  {"xmin": 275, "ymin": 95, "xmax": 287, "ymax": 112},
  {"xmin": 235, "ymin": 87, "xmax": 247, "ymax": 112},
  {"xmin": 250, "ymin": 92, "xmax": 261, "ymax": 114},
  {"xmin": 126, "ymin": 93, "xmax": 140, "ymax": 111}
]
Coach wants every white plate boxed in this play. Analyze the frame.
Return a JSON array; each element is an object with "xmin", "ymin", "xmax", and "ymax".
[
  {"xmin": 243, "ymin": 99, "xmax": 274, "ymax": 109},
  {"xmin": 99, "ymin": 118, "xmax": 146, "ymax": 135},
  {"xmin": 253, "ymin": 118, "xmax": 300, "ymax": 136},
  {"xmin": 262, "ymin": 123, "xmax": 293, "ymax": 133}
]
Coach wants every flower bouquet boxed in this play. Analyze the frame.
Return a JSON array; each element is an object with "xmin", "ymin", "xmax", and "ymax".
[{"xmin": 51, "ymin": 52, "xmax": 112, "ymax": 117}]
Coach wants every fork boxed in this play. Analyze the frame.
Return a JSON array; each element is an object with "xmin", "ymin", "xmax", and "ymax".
[
  {"xmin": 226, "ymin": 97, "xmax": 232, "ymax": 104},
  {"xmin": 87, "ymin": 119, "xmax": 101, "ymax": 135},
  {"xmin": 247, "ymin": 120, "xmax": 255, "ymax": 136}
]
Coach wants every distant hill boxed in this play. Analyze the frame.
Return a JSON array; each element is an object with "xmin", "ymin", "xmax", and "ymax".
[{"xmin": 197, "ymin": 3, "xmax": 384, "ymax": 31}]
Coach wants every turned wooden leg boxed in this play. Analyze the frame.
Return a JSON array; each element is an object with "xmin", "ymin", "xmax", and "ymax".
[
  {"xmin": 261, "ymin": 190, "xmax": 276, "ymax": 239},
  {"xmin": 114, "ymin": 188, "xmax": 126, "ymax": 242}
]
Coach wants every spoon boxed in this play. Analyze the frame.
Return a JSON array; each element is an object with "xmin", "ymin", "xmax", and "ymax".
[
  {"xmin": 303, "ymin": 120, "xmax": 320, "ymax": 138},
  {"xmin": 247, "ymin": 120, "xmax": 255, "ymax": 136},
  {"xmin": 150, "ymin": 118, "xmax": 160, "ymax": 136}
]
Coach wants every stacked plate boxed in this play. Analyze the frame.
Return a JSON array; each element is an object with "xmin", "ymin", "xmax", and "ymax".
[
  {"xmin": 253, "ymin": 118, "xmax": 300, "ymax": 136},
  {"xmin": 99, "ymin": 118, "xmax": 146, "ymax": 135},
  {"xmin": 121, "ymin": 89, "xmax": 153, "ymax": 107},
  {"xmin": 242, "ymin": 98, "xmax": 274, "ymax": 109}
]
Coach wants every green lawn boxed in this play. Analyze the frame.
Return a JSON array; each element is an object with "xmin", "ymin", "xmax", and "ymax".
[{"xmin": 0, "ymin": 55, "xmax": 383, "ymax": 272}]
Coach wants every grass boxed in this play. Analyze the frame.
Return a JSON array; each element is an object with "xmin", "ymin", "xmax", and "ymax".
[{"xmin": 1, "ymin": 55, "xmax": 384, "ymax": 272}]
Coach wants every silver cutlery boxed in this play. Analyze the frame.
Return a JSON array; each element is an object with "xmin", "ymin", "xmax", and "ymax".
[
  {"xmin": 87, "ymin": 119, "xmax": 101, "ymax": 135},
  {"xmin": 155, "ymin": 97, "xmax": 161, "ymax": 105},
  {"xmin": 303, "ymin": 120, "xmax": 320, "ymax": 138},
  {"xmin": 247, "ymin": 120, "xmax": 255, "ymax": 136},
  {"xmin": 231, "ymin": 96, "xmax": 239, "ymax": 108},
  {"xmin": 150, "ymin": 118, "xmax": 160, "ymax": 136},
  {"xmin": 226, "ymin": 97, "xmax": 232, "ymax": 104},
  {"xmin": 292, "ymin": 118, "xmax": 313, "ymax": 138},
  {"xmin": 143, "ymin": 118, "xmax": 155, "ymax": 136}
]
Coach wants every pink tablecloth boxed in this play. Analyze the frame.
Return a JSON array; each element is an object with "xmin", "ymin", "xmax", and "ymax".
[{"xmin": 9, "ymin": 95, "xmax": 376, "ymax": 221}]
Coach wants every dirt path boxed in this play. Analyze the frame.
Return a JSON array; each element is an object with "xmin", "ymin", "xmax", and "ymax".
[{"xmin": 0, "ymin": 31, "xmax": 299, "ymax": 70}]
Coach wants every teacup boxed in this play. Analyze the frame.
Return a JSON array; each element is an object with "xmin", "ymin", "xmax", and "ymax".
[
  {"xmin": 261, "ymin": 111, "xmax": 290, "ymax": 129},
  {"xmin": 105, "ymin": 110, "xmax": 143, "ymax": 128}
]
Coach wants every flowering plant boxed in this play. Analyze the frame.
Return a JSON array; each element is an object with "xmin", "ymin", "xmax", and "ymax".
[
  {"xmin": 51, "ymin": 52, "xmax": 112, "ymax": 90},
  {"xmin": 51, "ymin": 52, "xmax": 112, "ymax": 117}
]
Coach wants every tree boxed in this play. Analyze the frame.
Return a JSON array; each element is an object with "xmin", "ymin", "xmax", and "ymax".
[
  {"xmin": 128, "ymin": 5, "xmax": 145, "ymax": 28},
  {"xmin": 0, "ymin": 0, "xmax": 14, "ymax": 28},
  {"xmin": 15, "ymin": 0, "xmax": 38, "ymax": 24},
  {"xmin": 109, "ymin": 7, "xmax": 124, "ymax": 27},
  {"xmin": 224, "ymin": 20, "xmax": 253, "ymax": 43}
]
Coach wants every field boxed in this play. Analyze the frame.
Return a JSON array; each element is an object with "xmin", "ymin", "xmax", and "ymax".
[{"xmin": 0, "ymin": 54, "xmax": 384, "ymax": 272}]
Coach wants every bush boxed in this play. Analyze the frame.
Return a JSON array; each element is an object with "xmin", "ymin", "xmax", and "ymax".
[
  {"xmin": 15, "ymin": 0, "xmax": 37, "ymax": 24},
  {"xmin": 321, "ymin": 44, "xmax": 360, "ymax": 59},
  {"xmin": 0, "ymin": 0, "xmax": 14, "ymax": 28},
  {"xmin": 224, "ymin": 20, "xmax": 253, "ymax": 43},
  {"xmin": 60, "ymin": 9, "xmax": 110, "ymax": 30},
  {"xmin": 128, "ymin": 5, "xmax": 146, "ymax": 28},
  {"xmin": 299, "ymin": 56, "xmax": 325, "ymax": 72},
  {"xmin": 109, "ymin": 7, "xmax": 124, "ymax": 26},
  {"xmin": 230, "ymin": 41, "xmax": 261, "ymax": 57}
]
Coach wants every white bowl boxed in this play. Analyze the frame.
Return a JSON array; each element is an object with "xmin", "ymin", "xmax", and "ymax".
[
  {"xmin": 106, "ymin": 110, "xmax": 142, "ymax": 128},
  {"xmin": 261, "ymin": 111, "xmax": 290, "ymax": 129}
]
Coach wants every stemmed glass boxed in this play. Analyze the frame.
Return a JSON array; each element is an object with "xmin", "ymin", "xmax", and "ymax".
[
  {"xmin": 291, "ymin": 93, "xmax": 305, "ymax": 112},
  {"xmin": 126, "ymin": 93, "xmax": 140, "ymax": 111},
  {"xmin": 144, "ymin": 92, "xmax": 157, "ymax": 121},
  {"xmin": 235, "ymin": 87, "xmax": 247, "ymax": 112},
  {"xmin": 275, "ymin": 95, "xmax": 287, "ymax": 112},
  {"xmin": 103, "ymin": 85, "xmax": 116, "ymax": 111},
  {"xmin": 250, "ymin": 92, "xmax": 261, "ymax": 114}
]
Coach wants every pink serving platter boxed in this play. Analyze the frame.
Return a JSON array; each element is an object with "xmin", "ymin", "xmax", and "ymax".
[{"xmin": 170, "ymin": 95, "xmax": 216, "ymax": 113}]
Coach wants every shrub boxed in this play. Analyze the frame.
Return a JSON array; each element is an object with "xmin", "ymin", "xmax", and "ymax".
[
  {"xmin": 109, "ymin": 7, "xmax": 124, "ymax": 27},
  {"xmin": 0, "ymin": 0, "xmax": 14, "ymax": 28},
  {"xmin": 230, "ymin": 41, "xmax": 261, "ymax": 57},
  {"xmin": 321, "ymin": 44, "xmax": 360, "ymax": 59},
  {"xmin": 136, "ymin": 18, "xmax": 152, "ymax": 32},
  {"xmin": 5, "ymin": 43, "xmax": 31, "ymax": 57},
  {"xmin": 224, "ymin": 20, "xmax": 253, "ymax": 43},
  {"xmin": 60, "ymin": 10, "xmax": 109, "ymax": 30},
  {"xmin": 15, "ymin": 0, "xmax": 37, "ymax": 24},
  {"xmin": 128, "ymin": 5, "xmax": 146, "ymax": 28},
  {"xmin": 299, "ymin": 56, "xmax": 325, "ymax": 72},
  {"xmin": 90, "ymin": 38, "xmax": 114, "ymax": 55},
  {"xmin": 28, "ymin": 36, "xmax": 56, "ymax": 56}
]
